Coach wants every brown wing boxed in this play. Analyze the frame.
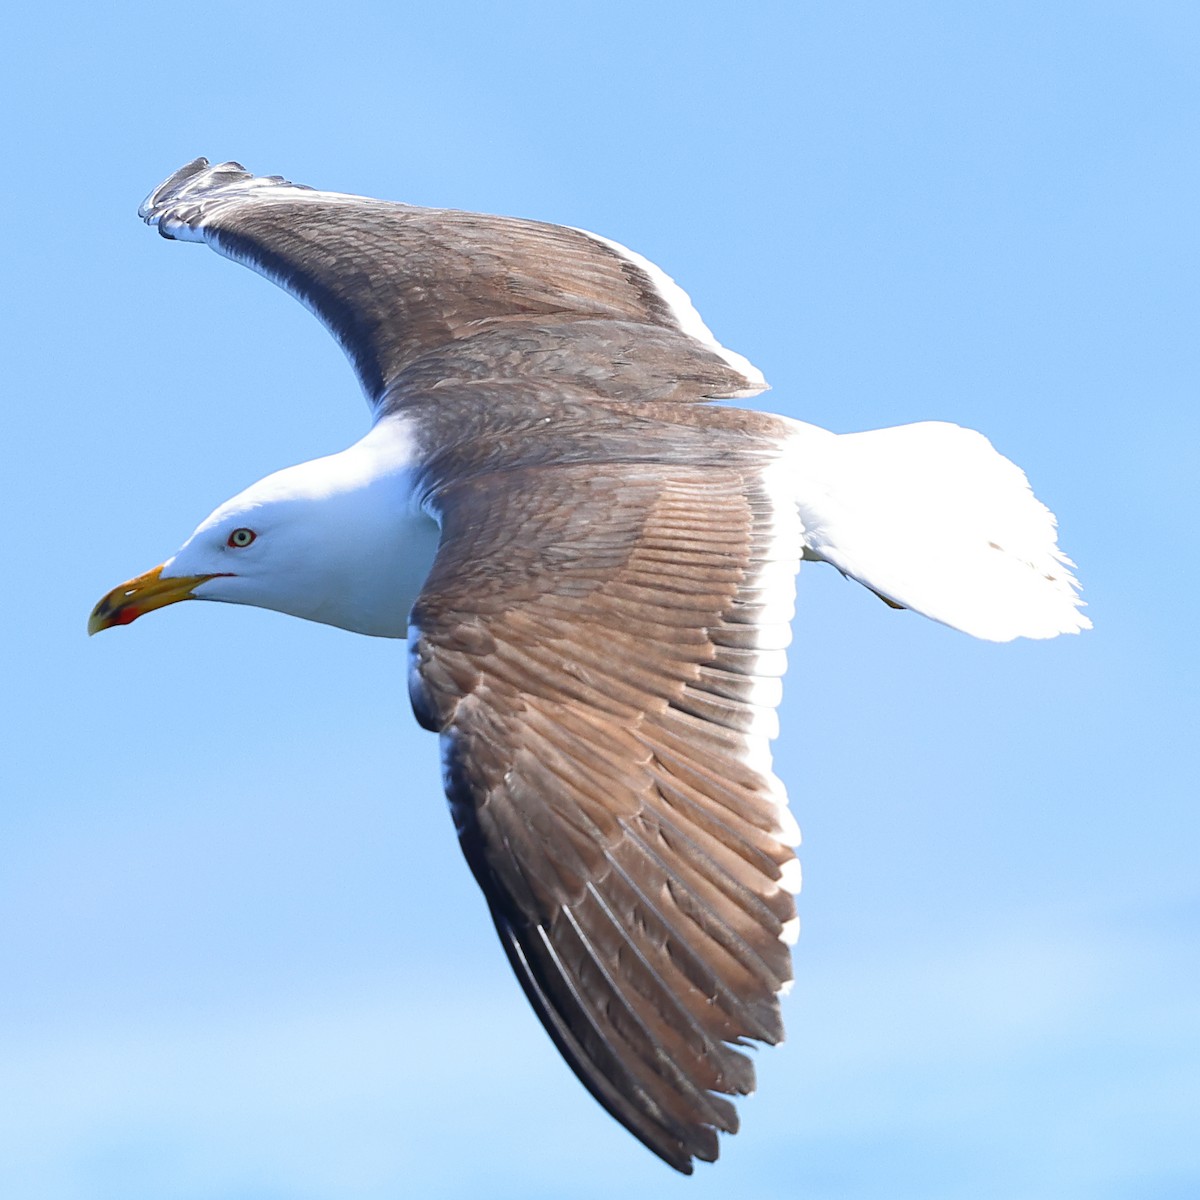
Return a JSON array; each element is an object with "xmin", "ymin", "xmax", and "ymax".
[
  {"xmin": 407, "ymin": 463, "xmax": 801, "ymax": 1172},
  {"xmin": 139, "ymin": 159, "xmax": 766, "ymax": 409}
]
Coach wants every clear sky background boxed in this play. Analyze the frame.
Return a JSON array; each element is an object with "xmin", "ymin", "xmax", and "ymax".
[{"xmin": 2, "ymin": 3, "xmax": 1197, "ymax": 1199}]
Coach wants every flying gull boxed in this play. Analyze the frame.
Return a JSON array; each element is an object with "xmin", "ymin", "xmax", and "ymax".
[{"xmin": 90, "ymin": 159, "xmax": 1089, "ymax": 1172}]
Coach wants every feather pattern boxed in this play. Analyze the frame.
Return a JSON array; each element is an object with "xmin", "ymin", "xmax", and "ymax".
[
  {"xmin": 409, "ymin": 465, "xmax": 801, "ymax": 1172},
  {"xmin": 139, "ymin": 158, "xmax": 765, "ymax": 409}
]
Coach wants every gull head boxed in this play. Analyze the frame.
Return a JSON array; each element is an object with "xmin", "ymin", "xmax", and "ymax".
[{"xmin": 89, "ymin": 428, "xmax": 440, "ymax": 640}]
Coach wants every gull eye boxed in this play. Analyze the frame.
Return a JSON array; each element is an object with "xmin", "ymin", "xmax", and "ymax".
[{"xmin": 227, "ymin": 528, "xmax": 257, "ymax": 548}]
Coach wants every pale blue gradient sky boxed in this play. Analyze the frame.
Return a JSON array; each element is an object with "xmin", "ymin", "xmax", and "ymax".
[{"xmin": 2, "ymin": 4, "xmax": 1197, "ymax": 1198}]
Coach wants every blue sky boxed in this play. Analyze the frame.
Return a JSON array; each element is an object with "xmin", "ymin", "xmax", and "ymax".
[{"xmin": 2, "ymin": 3, "xmax": 1197, "ymax": 1198}]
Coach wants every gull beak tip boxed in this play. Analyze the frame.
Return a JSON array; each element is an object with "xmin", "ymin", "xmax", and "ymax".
[{"xmin": 87, "ymin": 564, "xmax": 216, "ymax": 636}]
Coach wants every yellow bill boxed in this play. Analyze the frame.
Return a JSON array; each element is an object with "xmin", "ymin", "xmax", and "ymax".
[{"xmin": 88, "ymin": 565, "xmax": 225, "ymax": 634}]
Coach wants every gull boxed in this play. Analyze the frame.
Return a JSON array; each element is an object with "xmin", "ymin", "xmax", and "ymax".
[{"xmin": 90, "ymin": 159, "xmax": 1088, "ymax": 1172}]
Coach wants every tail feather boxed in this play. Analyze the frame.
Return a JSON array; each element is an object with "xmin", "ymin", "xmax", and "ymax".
[{"xmin": 788, "ymin": 420, "xmax": 1090, "ymax": 643}]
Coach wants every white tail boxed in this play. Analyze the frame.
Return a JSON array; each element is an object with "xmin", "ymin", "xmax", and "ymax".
[{"xmin": 786, "ymin": 420, "xmax": 1090, "ymax": 642}]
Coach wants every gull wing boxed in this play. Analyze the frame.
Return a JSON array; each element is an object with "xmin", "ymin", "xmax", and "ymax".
[
  {"xmin": 406, "ymin": 461, "xmax": 802, "ymax": 1172},
  {"xmin": 139, "ymin": 158, "xmax": 766, "ymax": 411}
]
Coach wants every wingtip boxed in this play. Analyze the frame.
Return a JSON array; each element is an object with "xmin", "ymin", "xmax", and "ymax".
[
  {"xmin": 138, "ymin": 158, "xmax": 306, "ymax": 240},
  {"xmin": 137, "ymin": 156, "xmax": 211, "ymax": 220}
]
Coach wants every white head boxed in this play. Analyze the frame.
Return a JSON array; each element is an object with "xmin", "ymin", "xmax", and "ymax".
[{"xmin": 89, "ymin": 424, "xmax": 441, "ymax": 639}]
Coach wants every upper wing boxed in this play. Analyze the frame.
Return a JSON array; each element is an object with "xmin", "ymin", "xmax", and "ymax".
[
  {"xmin": 407, "ymin": 462, "xmax": 802, "ymax": 1172},
  {"xmin": 139, "ymin": 159, "xmax": 766, "ymax": 410}
]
